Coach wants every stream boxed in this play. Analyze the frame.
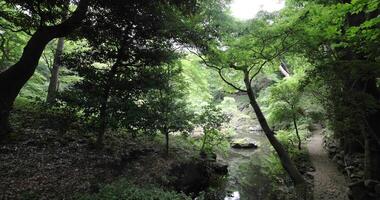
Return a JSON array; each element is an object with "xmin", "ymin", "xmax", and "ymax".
[{"xmin": 219, "ymin": 95, "xmax": 273, "ymax": 200}]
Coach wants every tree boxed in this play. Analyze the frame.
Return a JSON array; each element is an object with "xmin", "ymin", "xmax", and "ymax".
[
  {"xmin": 0, "ymin": 0, "xmax": 221, "ymax": 139},
  {"xmin": 145, "ymin": 65, "xmax": 194, "ymax": 155},
  {"xmin": 46, "ymin": 37, "xmax": 65, "ymax": 103},
  {"xmin": 193, "ymin": 15, "xmax": 307, "ymax": 194},
  {"xmin": 284, "ymin": 0, "xmax": 380, "ymax": 180},
  {"xmin": 268, "ymin": 78, "xmax": 304, "ymax": 150},
  {"xmin": 0, "ymin": 0, "xmax": 89, "ymax": 138},
  {"xmin": 196, "ymin": 104, "xmax": 228, "ymax": 156},
  {"xmin": 59, "ymin": 0, "xmax": 213, "ymax": 147},
  {"xmin": 61, "ymin": 42, "xmax": 182, "ymax": 147}
]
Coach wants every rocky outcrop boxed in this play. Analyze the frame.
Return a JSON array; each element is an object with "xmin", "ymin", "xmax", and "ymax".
[
  {"xmin": 349, "ymin": 180, "xmax": 380, "ymax": 200},
  {"xmin": 323, "ymin": 133, "xmax": 380, "ymax": 200},
  {"xmin": 230, "ymin": 138, "xmax": 259, "ymax": 149},
  {"xmin": 169, "ymin": 157, "xmax": 228, "ymax": 196}
]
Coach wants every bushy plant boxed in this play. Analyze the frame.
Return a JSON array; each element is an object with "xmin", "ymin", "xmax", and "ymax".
[
  {"xmin": 196, "ymin": 104, "xmax": 230, "ymax": 155},
  {"xmin": 79, "ymin": 180, "xmax": 190, "ymax": 200}
]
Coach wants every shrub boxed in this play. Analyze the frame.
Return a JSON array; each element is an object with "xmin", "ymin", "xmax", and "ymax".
[{"xmin": 79, "ymin": 180, "xmax": 190, "ymax": 200}]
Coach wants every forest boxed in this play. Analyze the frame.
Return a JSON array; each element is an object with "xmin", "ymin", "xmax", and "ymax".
[{"xmin": 0, "ymin": 0, "xmax": 379, "ymax": 199}]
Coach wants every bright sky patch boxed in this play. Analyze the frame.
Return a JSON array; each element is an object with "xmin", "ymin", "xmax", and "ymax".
[{"xmin": 230, "ymin": 0, "xmax": 285, "ymax": 20}]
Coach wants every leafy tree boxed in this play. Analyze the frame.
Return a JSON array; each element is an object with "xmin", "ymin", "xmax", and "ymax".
[
  {"xmin": 196, "ymin": 104, "xmax": 228, "ymax": 155},
  {"xmin": 194, "ymin": 14, "xmax": 307, "ymax": 193},
  {"xmin": 0, "ymin": 0, "xmax": 89, "ymax": 138},
  {"xmin": 46, "ymin": 37, "xmax": 65, "ymax": 103},
  {"xmin": 144, "ymin": 64, "xmax": 194, "ymax": 155},
  {"xmin": 283, "ymin": 0, "xmax": 380, "ymax": 180},
  {"xmin": 0, "ymin": 0, "xmax": 226, "ymax": 139},
  {"xmin": 268, "ymin": 78, "xmax": 304, "ymax": 150}
]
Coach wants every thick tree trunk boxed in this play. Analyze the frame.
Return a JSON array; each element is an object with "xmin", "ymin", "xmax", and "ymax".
[
  {"xmin": 0, "ymin": 0, "xmax": 88, "ymax": 139},
  {"xmin": 0, "ymin": 29, "xmax": 54, "ymax": 137},
  {"xmin": 243, "ymin": 71, "xmax": 306, "ymax": 191},
  {"xmin": 46, "ymin": 37, "xmax": 65, "ymax": 103},
  {"xmin": 279, "ymin": 64, "xmax": 290, "ymax": 77},
  {"xmin": 0, "ymin": 110, "xmax": 11, "ymax": 139}
]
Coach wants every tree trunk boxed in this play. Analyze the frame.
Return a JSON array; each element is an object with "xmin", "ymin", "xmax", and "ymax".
[
  {"xmin": 46, "ymin": 37, "xmax": 65, "ymax": 103},
  {"xmin": 0, "ymin": 0, "xmax": 89, "ymax": 139},
  {"xmin": 96, "ymin": 99, "xmax": 107, "ymax": 148},
  {"xmin": 293, "ymin": 113, "xmax": 302, "ymax": 150},
  {"xmin": 279, "ymin": 64, "xmax": 290, "ymax": 77},
  {"xmin": 0, "ymin": 110, "xmax": 11, "ymax": 139},
  {"xmin": 200, "ymin": 128, "xmax": 208, "ymax": 154},
  {"xmin": 165, "ymin": 131, "xmax": 169, "ymax": 156},
  {"xmin": 0, "ymin": 29, "xmax": 54, "ymax": 138},
  {"xmin": 243, "ymin": 71, "xmax": 306, "ymax": 191},
  {"xmin": 363, "ymin": 130, "xmax": 371, "ymax": 179},
  {"xmin": 95, "ymin": 62, "xmax": 120, "ymax": 148}
]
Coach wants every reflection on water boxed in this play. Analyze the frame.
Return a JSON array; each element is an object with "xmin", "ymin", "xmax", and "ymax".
[{"xmin": 220, "ymin": 95, "xmax": 273, "ymax": 200}]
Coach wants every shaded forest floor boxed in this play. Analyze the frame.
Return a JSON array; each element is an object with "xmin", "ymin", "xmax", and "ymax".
[
  {"xmin": 307, "ymin": 126, "xmax": 348, "ymax": 200},
  {"xmin": 0, "ymin": 105, "xmax": 201, "ymax": 199}
]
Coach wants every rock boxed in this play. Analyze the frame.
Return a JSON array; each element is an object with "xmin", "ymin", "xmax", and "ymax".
[
  {"xmin": 169, "ymin": 161, "xmax": 210, "ymax": 195},
  {"xmin": 349, "ymin": 181, "xmax": 368, "ymax": 200},
  {"xmin": 199, "ymin": 151, "xmax": 217, "ymax": 161},
  {"xmin": 211, "ymin": 162, "xmax": 228, "ymax": 175},
  {"xmin": 308, "ymin": 166, "xmax": 316, "ymax": 172},
  {"xmin": 230, "ymin": 138, "xmax": 258, "ymax": 149},
  {"xmin": 375, "ymin": 184, "xmax": 380, "ymax": 195},
  {"xmin": 364, "ymin": 179, "xmax": 380, "ymax": 190},
  {"xmin": 248, "ymin": 125, "xmax": 262, "ymax": 132},
  {"xmin": 305, "ymin": 172, "xmax": 314, "ymax": 179}
]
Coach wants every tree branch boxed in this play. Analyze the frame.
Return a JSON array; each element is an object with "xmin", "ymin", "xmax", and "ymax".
[
  {"xmin": 250, "ymin": 61, "xmax": 267, "ymax": 83},
  {"xmin": 218, "ymin": 68, "xmax": 247, "ymax": 92},
  {"xmin": 189, "ymin": 49, "xmax": 247, "ymax": 92}
]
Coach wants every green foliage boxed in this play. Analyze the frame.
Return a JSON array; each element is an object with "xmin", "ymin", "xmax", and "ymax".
[
  {"xmin": 79, "ymin": 180, "xmax": 190, "ymax": 200},
  {"xmin": 143, "ymin": 64, "xmax": 195, "ymax": 149},
  {"xmin": 267, "ymin": 77, "xmax": 302, "ymax": 128},
  {"xmin": 0, "ymin": 23, "xmax": 28, "ymax": 69},
  {"xmin": 18, "ymin": 65, "xmax": 49, "ymax": 102},
  {"xmin": 196, "ymin": 104, "xmax": 230, "ymax": 154},
  {"xmin": 276, "ymin": 130, "xmax": 304, "ymax": 157}
]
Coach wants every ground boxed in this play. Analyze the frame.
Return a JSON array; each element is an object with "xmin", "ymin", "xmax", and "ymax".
[
  {"xmin": 0, "ymin": 106, "xmax": 201, "ymax": 199},
  {"xmin": 307, "ymin": 127, "xmax": 349, "ymax": 200}
]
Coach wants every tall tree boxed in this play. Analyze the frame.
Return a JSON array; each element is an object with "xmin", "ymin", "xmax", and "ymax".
[
  {"xmin": 144, "ymin": 64, "xmax": 194, "ymax": 155},
  {"xmin": 60, "ymin": 0, "xmax": 219, "ymax": 147},
  {"xmin": 285, "ymin": 0, "xmax": 380, "ymax": 180},
  {"xmin": 0, "ymin": 0, "xmax": 89, "ymax": 138},
  {"xmin": 46, "ymin": 37, "xmax": 64, "ymax": 103},
  {"xmin": 268, "ymin": 78, "xmax": 304, "ymax": 150},
  {"xmin": 0, "ymin": 0, "xmax": 227, "ymax": 139},
  {"xmin": 194, "ymin": 15, "xmax": 307, "ymax": 195}
]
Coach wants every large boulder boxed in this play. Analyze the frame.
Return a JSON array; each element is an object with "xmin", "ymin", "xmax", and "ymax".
[
  {"xmin": 210, "ymin": 161, "xmax": 228, "ymax": 175},
  {"xmin": 169, "ymin": 159, "xmax": 228, "ymax": 196},
  {"xmin": 169, "ymin": 161, "xmax": 210, "ymax": 195},
  {"xmin": 230, "ymin": 138, "xmax": 258, "ymax": 149}
]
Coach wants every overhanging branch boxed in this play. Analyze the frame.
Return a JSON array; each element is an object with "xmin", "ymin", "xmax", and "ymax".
[
  {"xmin": 189, "ymin": 49, "xmax": 247, "ymax": 93},
  {"xmin": 249, "ymin": 61, "xmax": 267, "ymax": 83}
]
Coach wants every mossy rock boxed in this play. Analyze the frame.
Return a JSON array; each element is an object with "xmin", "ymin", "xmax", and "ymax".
[{"xmin": 230, "ymin": 138, "xmax": 258, "ymax": 149}]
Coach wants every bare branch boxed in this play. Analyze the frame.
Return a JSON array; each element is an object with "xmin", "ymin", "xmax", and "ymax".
[
  {"xmin": 189, "ymin": 49, "xmax": 247, "ymax": 92},
  {"xmin": 218, "ymin": 68, "xmax": 247, "ymax": 92},
  {"xmin": 250, "ymin": 61, "xmax": 267, "ymax": 83}
]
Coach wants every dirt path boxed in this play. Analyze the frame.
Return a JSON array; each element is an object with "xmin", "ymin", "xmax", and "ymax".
[{"xmin": 307, "ymin": 127, "xmax": 348, "ymax": 200}]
